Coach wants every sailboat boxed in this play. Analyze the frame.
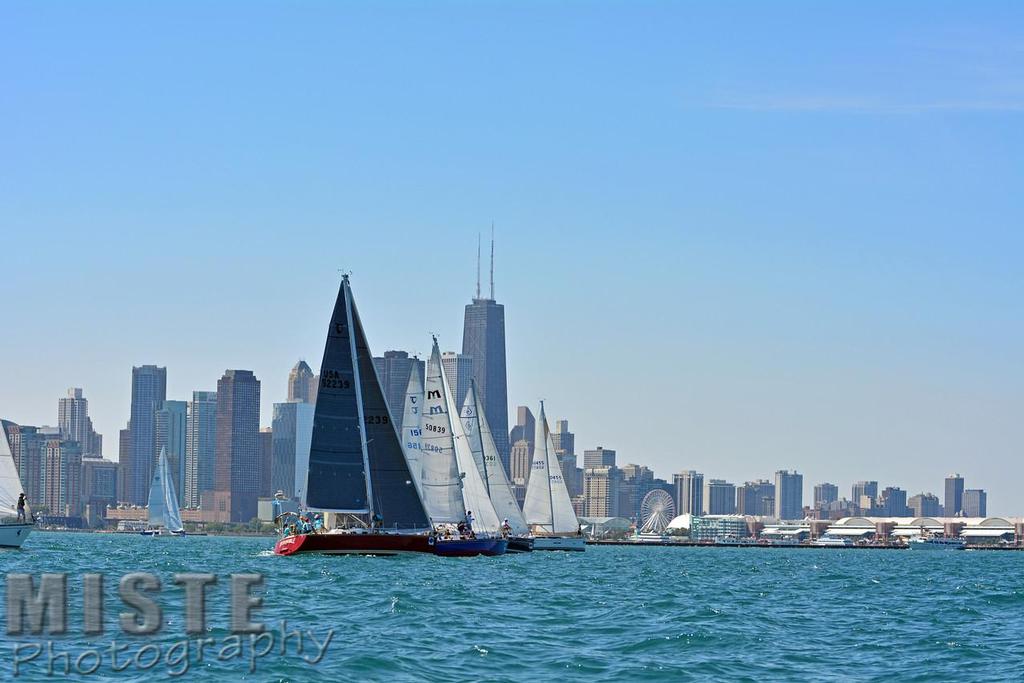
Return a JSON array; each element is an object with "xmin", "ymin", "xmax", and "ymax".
[
  {"xmin": 421, "ymin": 339, "xmax": 507, "ymax": 556},
  {"xmin": 0, "ymin": 420, "xmax": 33, "ymax": 549},
  {"xmin": 460, "ymin": 380, "xmax": 533, "ymax": 552},
  {"xmin": 275, "ymin": 276, "xmax": 436, "ymax": 556},
  {"xmin": 399, "ymin": 361, "xmax": 424, "ymax": 497},
  {"xmin": 142, "ymin": 447, "xmax": 185, "ymax": 536},
  {"xmin": 522, "ymin": 402, "xmax": 586, "ymax": 551}
]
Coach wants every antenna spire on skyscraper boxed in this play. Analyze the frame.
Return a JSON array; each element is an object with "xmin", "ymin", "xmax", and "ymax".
[
  {"xmin": 476, "ymin": 232, "xmax": 481, "ymax": 300},
  {"xmin": 490, "ymin": 221, "xmax": 495, "ymax": 300}
]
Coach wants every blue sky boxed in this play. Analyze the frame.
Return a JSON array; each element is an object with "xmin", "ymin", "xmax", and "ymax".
[{"xmin": 2, "ymin": 2, "xmax": 1022, "ymax": 512}]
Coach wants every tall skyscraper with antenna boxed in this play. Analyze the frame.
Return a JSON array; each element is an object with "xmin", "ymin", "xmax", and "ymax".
[{"xmin": 462, "ymin": 226, "xmax": 510, "ymax": 474}]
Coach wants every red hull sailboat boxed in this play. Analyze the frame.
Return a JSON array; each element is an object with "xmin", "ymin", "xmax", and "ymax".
[{"xmin": 275, "ymin": 275, "xmax": 435, "ymax": 556}]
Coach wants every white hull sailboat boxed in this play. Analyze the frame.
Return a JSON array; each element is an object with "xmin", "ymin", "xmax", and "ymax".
[
  {"xmin": 522, "ymin": 402, "xmax": 585, "ymax": 551},
  {"xmin": 0, "ymin": 420, "xmax": 33, "ymax": 549},
  {"xmin": 144, "ymin": 447, "xmax": 185, "ymax": 536}
]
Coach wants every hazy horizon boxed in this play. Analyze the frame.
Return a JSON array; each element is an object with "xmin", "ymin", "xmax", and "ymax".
[{"xmin": 2, "ymin": 3, "xmax": 1021, "ymax": 513}]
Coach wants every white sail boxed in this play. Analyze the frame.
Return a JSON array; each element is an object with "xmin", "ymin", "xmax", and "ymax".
[
  {"xmin": 449, "ymin": 384, "xmax": 502, "ymax": 536},
  {"xmin": 419, "ymin": 341, "xmax": 466, "ymax": 524},
  {"xmin": 0, "ymin": 422, "xmax": 26, "ymax": 516},
  {"xmin": 461, "ymin": 381, "xmax": 528, "ymax": 535},
  {"xmin": 147, "ymin": 447, "xmax": 168, "ymax": 528},
  {"xmin": 522, "ymin": 403, "xmax": 579, "ymax": 536},
  {"xmin": 162, "ymin": 450, "xmax": 184, "ymax": 532},
  {"xmin": 399, "ymin": 362, "xmax": 424, "ymax": 497}
]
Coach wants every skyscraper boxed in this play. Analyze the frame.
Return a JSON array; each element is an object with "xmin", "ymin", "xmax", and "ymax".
[
  {"xmin": 58, "ymin": 388, "xmax": 102, "ymax": 457},
  {"xmin": 271, "ymin": 401, "xmax": 315, "ymax": 501},
  {"xmin": 583, "ymin": 447, "xmax": 616, "ymax": 469},
  {"xmin": 963, "ymin": 489, "xmax": 987, "ymax": 517},
  {"xmin": 509, "ymin": 438, "xmax": 532, "ymax": 506},
  {"xmin": 674, "ymin": 470, "xmax": 704, "ymax": 516},
  {"xmin": 619, "ymin": 464, "xmax": 654, "ymax": 519},
  {"xmin": 704, "ymin": 479, "xmax": 736, "ymax": 515},
  {"xmin": 774, "ymin": 470, "xmax": 803, "ymax": 520},
  {"xmin": 852, "ymin": 480, "xmax": 878, "ymax": 512},
  {"xmin": 259, "ymin": 427, "xmax": 273, "ymax": 498},
  {"xmin": 736, "ymin": 480, "xmax": 775, "ymax": 516},
  {"xmin": 81, "ymin": 455, "xmax": 118, "ymax": 524},
  {"xmin": 4, "ymin": 423, "xmax": 44, "ymax": 505},
  {"xmin": 440, "ymin": 352, "xmax": 474, "ymax": 411},
  {"xmin": 40, "ymin": 436, "xmax": 82, "ymax": 517},
  {"xmin": 908, "ymin": 492, "xmax": 941, "ymax": 517},
  {"xmin": 551, "ymin": 420, "xmax": 574, "ymax": 458},
  {"xmin": 287, "ymin": 360, "xmax": 317, "ymax": 404},
  {"xmin": 462, "ymin": 235, "xmax": 509, "ymax": 473},
  {"xmin": 583, "ymin": 466, "xmax": 620, "ymax": 517},
  {"xmin": 184, "ymin": 391, "xmax": 217, "ymax": 509},
  {"xmin": 814, "ymin": 483, "xmax": 839, "ymax": 509},
  {"xmin": 509, "ymin": 407, "xmax": 535, "ymax": 455},
  {"xmin": 878, "ymin": 486, "xmax": 909, "ymax": 517},
  {"xmin": 127, "ymin": 365, "xmax": 167, "ymax": 505},
  {"xmin": 155, "ymin": 400, "xmax": 187, "ymax": 505},
  {"xmin": 118, "ymin": 426, "xmax": 129, "ymax": 504},
  {"xmin": 945, "ymin": 473, "xmax": 965, "ymax": 517},
  {"xmin": 372, "ymin": 351, "xmax": 424, "ymax": 418},
  {"xmin": 214, "ymin": 370, "xmax": 261, "ymax": 522}
]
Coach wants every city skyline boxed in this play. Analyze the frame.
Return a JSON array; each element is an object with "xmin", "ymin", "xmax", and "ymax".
[
  {"xmin": 0, "ymin": 361, "xmax": 996, "ymax": 522},
  {"xmin": 3, "ymin": 4, "xmax": 1021, "ymax": 514}
]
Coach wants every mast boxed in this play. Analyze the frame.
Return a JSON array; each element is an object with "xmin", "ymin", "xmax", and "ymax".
[
  {"xmin": 344, "ymin": 275, "xmax": 375, "ymax": 520},
  {"xmin": 541, "ymin": 401, "xmax": 554, "ymax": 532}
]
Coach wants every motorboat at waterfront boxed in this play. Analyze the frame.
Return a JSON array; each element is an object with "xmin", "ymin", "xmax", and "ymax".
[
  {"xmin": 523, "ymin": 403, "xmax": 585, "ymax": 552},
  {"xmin": 0, "ymin": 420, "xmax": 33, "ymax": 549},
  {"xmin": 909, "ymin": 534, "xmax": 965, "ymax": 550},
  {"xmin": 142, "ymin": 447, "xmax": 185, "ymax": 537},
  {"xmin": 812, "ymin": 535, "xmax": 854, "ymax": 547}
]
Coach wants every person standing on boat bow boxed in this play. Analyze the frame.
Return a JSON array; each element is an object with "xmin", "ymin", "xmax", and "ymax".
[
  {"xmin": 17, "ymin": 493, "xmax": 27, "ymax": 523},
  {"xmin": 501, "ymin": 519, "xmax": 511, "ymax": 538}
]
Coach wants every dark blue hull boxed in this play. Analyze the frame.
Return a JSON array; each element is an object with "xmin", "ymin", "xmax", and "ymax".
[{"xmin": 433, "ymin": 537, "xmax": 506, "ymax": 557}]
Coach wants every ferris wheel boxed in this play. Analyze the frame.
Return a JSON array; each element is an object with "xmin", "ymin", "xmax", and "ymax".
[{"xmin": 639, "ymin": 489, "xmax": 676, "ymax": 534}]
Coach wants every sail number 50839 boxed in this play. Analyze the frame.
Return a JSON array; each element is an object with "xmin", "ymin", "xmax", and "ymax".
[{"xmin": 425, "ymin": 424, "xmax": 446, "ymax": 434}]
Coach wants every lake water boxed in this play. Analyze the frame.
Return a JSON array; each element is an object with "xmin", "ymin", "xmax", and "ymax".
[{"xmin": 2, "ymin": 532, "xmax": 1022, "ymax": 681}]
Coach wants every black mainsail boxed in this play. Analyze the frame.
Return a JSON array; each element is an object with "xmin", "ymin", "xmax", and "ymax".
[{"xmin": 305, "ymin": 276, "xmax": 429, "ymax": 529}]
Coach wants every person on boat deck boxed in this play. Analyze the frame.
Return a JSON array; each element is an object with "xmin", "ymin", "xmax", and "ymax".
[
  {"xmin": 501, "ymin": 519, "xmax": 512, "ymax": 537},
  {"xmin": 312, "ymin": 513, "xmax": 323, "ymax": 534},
  {"xmin": 372, "ymin": 513, "xmax": 384, "ymax": 531},
  {"xmin": 465, "ymin": 510, "xmax": 474, "ymax": 529},
  {"xmin": 17, "ymin": 493, "xmax": 27, "ymax": 523}
]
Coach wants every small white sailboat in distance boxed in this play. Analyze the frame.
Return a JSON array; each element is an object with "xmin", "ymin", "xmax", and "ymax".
[
  {"xmin": 522, "ymin": 402, "xmax": 585, "ymax": 551},
  {"xmin": 0, "ymin": 420, "xmax": 33, "ymax": 549},
  {"xmin": 143, "ymin": 447, "xmax": 185, "ymax": 536}
]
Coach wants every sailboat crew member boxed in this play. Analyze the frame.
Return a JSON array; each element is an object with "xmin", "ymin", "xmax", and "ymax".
[
  {"xmin": 501, "ymin": 519, "xmax": 512, "ymax": 537},
  {"xmin": 17, "ymin": 493, "xmax": 27, "ymax": 523}
]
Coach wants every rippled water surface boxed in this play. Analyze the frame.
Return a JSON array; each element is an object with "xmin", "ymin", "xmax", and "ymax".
[{"xmin": 3, "ymin": 532, "xmax": 1024, "ymax": 681}]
